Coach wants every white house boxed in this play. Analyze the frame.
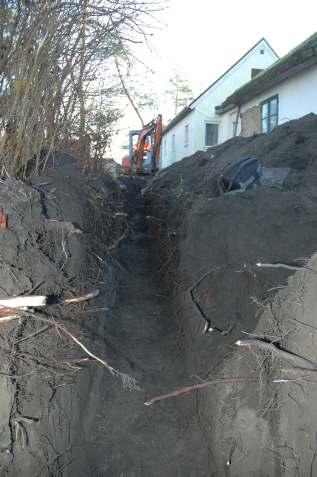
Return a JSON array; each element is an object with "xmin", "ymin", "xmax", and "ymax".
[
  {"xmin": 161, "ymin": 38, "xmax": 279, "ymax": 168},
  {"xmin": 215, "ymin": 32, "xmax": 317, "ymax": 138}
]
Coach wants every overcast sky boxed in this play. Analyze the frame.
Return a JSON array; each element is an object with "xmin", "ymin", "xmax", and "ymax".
[
  {"xmin": 110, "ymin": 0, "xmax": 317, "ymax": 160},
  {"xmin": 151, "ymin": 0, "xmax": 317, "ymax": 93}
]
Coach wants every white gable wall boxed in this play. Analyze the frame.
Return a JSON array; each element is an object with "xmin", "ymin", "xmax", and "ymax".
[
  {"xmin": 219, "ymin": 65, "xmax": 317, "ymax": 138},
  {"xmin": 161, "ymin": 39, "xmax": 278, "ymax": 168}
]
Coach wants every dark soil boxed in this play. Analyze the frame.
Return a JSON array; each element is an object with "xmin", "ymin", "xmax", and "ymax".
[
  {"xmin": 144, "ymin": 113, "xmax": 317, "ymax": 476},
  {"xmin": 0, "ymin": 156, "xmax": 127, "ymax": 476},
  {"xmin": 0, "ymin": 158, "xmax": 209, "ymax": 476},
  {"xmin": 2, "ymin": 114, "xmax": 317, "ymax": 476},
  {"xmin": 67, "ymin": 176, "xmax": 209, "ymax": 476}
]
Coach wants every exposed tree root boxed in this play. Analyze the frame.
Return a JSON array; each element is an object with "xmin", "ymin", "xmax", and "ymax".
[
  {"xmin": 144, "ymin": 377, "xmax": 257, "ymax": 406},
  {"xmin": 236, "ymin": 338, "xmax": 317, "ymax": 370}
]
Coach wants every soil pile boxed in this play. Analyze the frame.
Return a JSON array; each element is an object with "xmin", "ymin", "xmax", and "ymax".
[{"xmin": 145, "ymin": 113, "xmax": 317, "ymax": 476}]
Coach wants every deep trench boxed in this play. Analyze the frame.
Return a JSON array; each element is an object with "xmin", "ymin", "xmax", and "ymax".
[{"xmin": 70, "ymin": 177, "xmax": 209, "ymax": 476}]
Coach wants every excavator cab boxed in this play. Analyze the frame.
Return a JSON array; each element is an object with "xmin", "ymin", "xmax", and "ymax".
[
  {"xmin": 129, "ymin": 130, "xmax": 153, "ymax": 173},
  {"xmin": 122, "ymin": 114, "xmax": 162, "ymax": 174}
]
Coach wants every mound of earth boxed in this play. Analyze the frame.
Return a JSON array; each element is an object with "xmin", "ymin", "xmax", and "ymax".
[{"xmin": 145, "ymin": 113, "xmax": 317, "ymax": 476}]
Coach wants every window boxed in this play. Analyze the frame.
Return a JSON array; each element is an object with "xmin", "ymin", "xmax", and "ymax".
[
  {"xmin": 171, "ymin": 134, "xmax": 175, "ymax": 153},
  {"xmin": 184, "ymin": 125, "xmax": 189, "ymax": 147},
  {"xmin": 260, "ymin": 49, "xmax": 265, "ymax": 54},
  {"xmin": 261, "ymin": 95, "xmax": 278, "ymax": 133},
  {"xmin": 205, "ymin": 123, "xmax": 219, "ymax": 146}
]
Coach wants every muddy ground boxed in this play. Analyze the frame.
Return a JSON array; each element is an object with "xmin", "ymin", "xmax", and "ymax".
[{"xmin": 1, "ymin": 114, "xmax": 317, "ymax": 476}]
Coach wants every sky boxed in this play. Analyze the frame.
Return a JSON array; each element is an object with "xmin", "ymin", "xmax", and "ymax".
[{"xmin": 110, "ymin": 0, "xmax": 317, "ymax": 161}]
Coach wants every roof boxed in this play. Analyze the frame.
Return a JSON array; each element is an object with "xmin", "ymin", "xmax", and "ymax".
[
  {"xmin": 216, "ymin": 32, "xmax": 317, "ymax": 114},
  {"xmin": 163, "ymin": 37, "xmax": 278, "ymax": 135},
  {"xmin": 163, "ymin": 107, "xmax": 192, "ymax": 135}
]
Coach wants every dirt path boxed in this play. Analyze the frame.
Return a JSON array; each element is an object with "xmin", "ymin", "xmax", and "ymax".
[{"xmin": 69, "ymin": 177, "xmax": 209, "ymax": 476}]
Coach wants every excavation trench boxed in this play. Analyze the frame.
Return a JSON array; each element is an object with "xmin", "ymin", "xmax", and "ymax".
[
  {"xmin": 3, "ymin": 115, "xmax": 317, "ymax": 477},
  {"xmin": 0, "ymin": 166, "xmax": 209, "ymax": 476},
  {"xmin": 68, "ymin": 176, "xmax": 210, "ymax": 476}
]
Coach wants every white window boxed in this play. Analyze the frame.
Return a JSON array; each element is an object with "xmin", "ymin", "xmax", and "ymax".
[
  {"xmin": 205, "ymin": 123, "xmax": 219, "ymax": 146},
  {"xmin": 184, "ymin": 125, "xmax": 189, "ymax": 147},
  {"xmin": 261, "ymin": 95, "xmax": 278, "ymax": 133},
  {"xmin": 172, "ymin": 134, "xmax": 175, "ymax": 153}
]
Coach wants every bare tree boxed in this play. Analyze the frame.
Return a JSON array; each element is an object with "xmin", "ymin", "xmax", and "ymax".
[
  {"xmin": 0, "ymin": 0, "xmax": 162, "ymax": 175},
  {"xmin": 167, "ymin": 72, "xmax": 194, "ymax": 115}
]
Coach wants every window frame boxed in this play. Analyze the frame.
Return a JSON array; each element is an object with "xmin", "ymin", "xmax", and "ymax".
[
  {"xmin": 260, "ymin": 95, "xmax": 279, "ymax": 133},
  {"xmin": 205, "ymin": 122, "xmax": 219, "ymax": 147}
]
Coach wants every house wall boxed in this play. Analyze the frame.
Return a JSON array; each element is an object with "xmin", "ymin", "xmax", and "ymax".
[
  {"xmin": 161, "ymin": 111, "xmax": 195, "ymax": 168},
  {"xmin": 221, "ymin": 65, "xmax": 317, "ymax": 138},
  {"xmin": 161, "ymin": 40, "xmax": 278, "ymax": 168}
]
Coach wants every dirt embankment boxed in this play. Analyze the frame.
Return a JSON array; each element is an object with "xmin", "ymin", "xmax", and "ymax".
[
  {"xmin": 0, "ymin": 154, "xmax": 126, "ymax": 475},
  {"xmin": 146, "ymin": 114, "xmax": 317, "ymax": 476}
]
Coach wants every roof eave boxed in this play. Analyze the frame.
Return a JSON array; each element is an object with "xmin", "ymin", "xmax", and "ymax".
[
  {"xmin": 215, "ymin": 103, "xmax": 237, "ymax": 115},
  {"xmin": 162, "ymin": 107, "xmax": 193, "ymax": 135}
]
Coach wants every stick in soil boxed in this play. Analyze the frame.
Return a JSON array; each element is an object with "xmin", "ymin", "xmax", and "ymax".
[
  {"xmin": 63, "ymin": 290, "xmax": 99, "ymax": 304},
  {"xmin": 144, "ymin": 377, "xmax": 257, "ymax": 406},
  {"xmin": 236, "ymin": 339, "xmax": 317, "ymax": 370},
  {"xmin": 256, "ymin": 262, "xmax": 316, "ymax": 273},
  {"xmin": 0, "ymin": 295, "xmax": 46, "ymax": 308},
  {"xmin": 189, "ymin": 266, "xmax": 224, "ymax": 333}
]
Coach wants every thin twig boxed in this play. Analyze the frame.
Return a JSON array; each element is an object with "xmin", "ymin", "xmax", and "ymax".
[
  {"xmin": 0, "ymin": 306, "xmax": 126, "ymax": 379},
  {"xmin": 114, "ymin": 56, "xmax": 144, "ymax": 127},
  {"xmin": 15, "ymin": 325, "xmax": 51, "ymax": 344},
  {"xmin": 0, "ymin": 370, "xmax": 35, "ymax": 378},
  {"xmin": 63, "ymin": 290, "xmax": 99, "ymax": 304}
]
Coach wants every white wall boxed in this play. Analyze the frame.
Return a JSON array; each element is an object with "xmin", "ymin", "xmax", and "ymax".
[
  {"xmin": 220, "ymin": 65, "xmax": 317, "ymax": 139},
  {"xmin": 161, "ymin": 39, "xmax": 278, "ymax": 168},
  {"xmin": 161, "ymin": 111, "xmax": 195, "ymax": 168}
]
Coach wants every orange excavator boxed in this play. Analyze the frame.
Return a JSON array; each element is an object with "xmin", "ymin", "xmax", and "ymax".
[{"xmin": 122, "ymin": 114, "xmax": 162, "ymax": 174}]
